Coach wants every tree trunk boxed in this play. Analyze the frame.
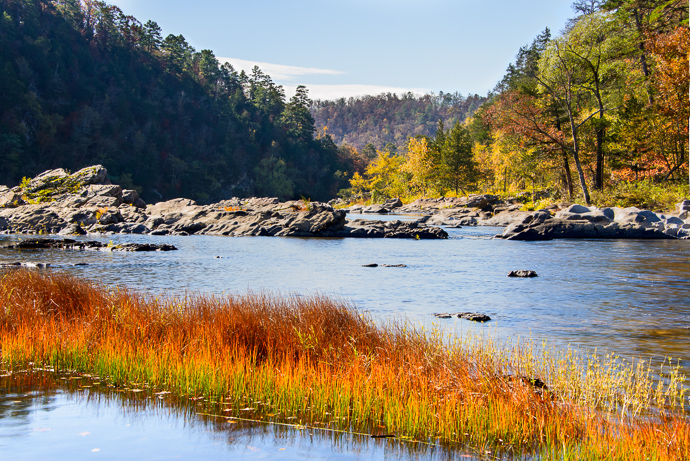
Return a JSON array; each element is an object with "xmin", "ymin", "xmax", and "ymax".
[
  {"xmin": 594, "ymin": 125, "xmax": 604, "ymax": 190},
  {"xmin": 568, "ymin": 112, "xmax": 591, "ymax": 205},
  {"xmin": 633, "ymin": 8, "xmax": 654, "ymax": 106},
  {"xmin": 562, "ymin": 148, "xmax": 574, "ymax": 199}
]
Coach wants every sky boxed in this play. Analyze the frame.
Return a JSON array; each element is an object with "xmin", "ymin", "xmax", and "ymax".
[{"xmin": 108, "ymin": 0, "xmax": 576, "ymax": 100}]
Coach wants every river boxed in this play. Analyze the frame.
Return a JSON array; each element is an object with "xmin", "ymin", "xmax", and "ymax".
[{"xmin": 1, "ymin": 219, "xmax": 689, "ymax": 458}]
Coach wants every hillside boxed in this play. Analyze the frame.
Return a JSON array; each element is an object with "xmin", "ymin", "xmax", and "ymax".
[
  {"xmin": 0, "ymin": 0, "xmax": 354, "ymax": 202},
  {"xmin": 310, "ymin": 92, "xmax": 486, "ymax": 152}
]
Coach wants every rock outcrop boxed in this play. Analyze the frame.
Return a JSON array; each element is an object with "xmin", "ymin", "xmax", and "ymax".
[
  {"xmin": 0, "ymin": 167, "xmax": 448, "ymax": 240},
  {"xmin": 498, "ymin": 204, "xmax": 688, "ymax": 240},
  {"xmin": 1, "ymin": 238, "xmax": 177, "ymax": 252}
]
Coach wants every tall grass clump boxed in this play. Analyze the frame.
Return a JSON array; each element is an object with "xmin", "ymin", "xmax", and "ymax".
[{"xmin": 0, "ymin": 270, "xmax": 687, "ymax": 460}]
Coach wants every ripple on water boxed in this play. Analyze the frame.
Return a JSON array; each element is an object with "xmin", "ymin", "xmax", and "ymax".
[{"xmin": 1, "ymin": 230, "xmax": 689, "ymax": 374}]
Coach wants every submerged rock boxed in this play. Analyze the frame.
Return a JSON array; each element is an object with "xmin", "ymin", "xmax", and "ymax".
[
  {"xmin": 508, "ymin": 270, "xmax": 538, "ymax": 278},
  {"xmin": 433, "ymin": 312, "xmax": 492, "ymax": 322},
  {"xmin": 1, "ymin": 238, "xmax": 177, "ymax": 252},
  {"xmin": 0, "ymin": 261, "xmax": 51, "ymax": 268},
  {"xmin": 458, "ymin": 312, "xmax": 492, "ymax": 322}
]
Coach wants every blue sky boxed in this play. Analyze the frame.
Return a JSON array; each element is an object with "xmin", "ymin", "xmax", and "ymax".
[{"xmin": 108, "ymin": 0, "xmax": 575, "ymax": 100}]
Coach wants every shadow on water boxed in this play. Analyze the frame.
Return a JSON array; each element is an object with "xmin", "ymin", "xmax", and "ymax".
[{"xmin": 0, "ymin": 370, "xmax": 502, "ymax": 461}]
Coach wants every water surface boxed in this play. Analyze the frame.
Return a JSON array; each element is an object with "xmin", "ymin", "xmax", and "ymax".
[{"xmin": 2, "ymin": 226, "xmax": 688, "ymax": 371}]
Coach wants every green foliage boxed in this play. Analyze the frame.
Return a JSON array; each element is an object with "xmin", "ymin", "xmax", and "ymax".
[
  {"xmin": 589, "ymin": 180, "xmax": 688, "ymax": 211},
  {"xmin": 438, "ymin": 122, "xmax": 477, "ymax": 194},
  {"xmin": 348, "ymin": 121, "xmax": 479, "ymax": 202},
  {"xmin": 253, "ymin": 157, "xmax": 294, "ymax": 200},
  {"xmin": 0, "ymin": 0, "xmax": 354, "ymax": 202}
]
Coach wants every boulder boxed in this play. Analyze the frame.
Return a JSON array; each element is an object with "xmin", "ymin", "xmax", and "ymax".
[
  {"xmin": 464, "ymin": 194, "xmax": 499, "ymax": 209},
  {"xmin": 458, "ymin": 312, "xmax": 491, "ymax": 322},
  {"xmin": 361, "ymin": 204, "xmax": 388, "ymax": 214},
  {"xmin": 382, "ymin": 198, "xmax": 403, "ymax": 209},
  {"xmin": 482, "ymin": 210, "xmax": 531, "ymax": 227},
  {"xmin": 58, "ymin": 223, "xmax": 87, "ymax": 236},
  {"xmin": 500, "ymin": 217, "xmax": 673, "ymax": 240},
  {"xmin": 0, "ymin": 204, "xmax": 66, "ymax": 234},
  {"xmin": 0, "ymin": 190, "xmax": 25, "ymax": 208},
  {"xmin": 433, "ymin": 312, "xmax": 492, "ymax": 322},
  {"xmin": 121, "ymin": 189, "xmax": 139, "ymax": 204},
  {"xmin": 338, "ymin": 219, "xmax": 448, "ymax": 239},
  {"xmin": 508, "ymin": 270, "xmax": 538, "ymax": 277},
  {"xmin": 564, "ymin": 204, "xmax": 592, "ymax": 214}
]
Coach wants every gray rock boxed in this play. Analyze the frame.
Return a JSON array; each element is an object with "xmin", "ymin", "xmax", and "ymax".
[
  {"xmin": 121, "ymin": 189, "xmax": 140, "ymax": 205},
  {"xmin": 58, "ymin": 223, "xmax": 87, "ymax": 236},
  {"xmin": 361, "ymin": 204, "xmax": 388, "ymax": 214},
  {"xmin": 362, "ymin": 263, "xmax": 378, "ymax": 267},
  {"xmin": 86, "ymin": 196, "xmax": 122, "ymax": 208},
  {"xmin": 458, "ymin": 312, "xmax": 491, "ymax": 322},
  {"xmin": 0, "ymin": 190, "xmax": 26, "ymax": 208},
  {"xmin": 433, "ymin": 312, "xmax": 491, "ymax": 322},
  {"xmin": 501, "ymin": 217, "xmax": 674, "ymax": 240},
  {"xmin": 564, "ymin": 204, "xmax": 591, "ymax": 214},
  {"xmin": 508, "ymin": 270, "xmax": 538, "ymax": 277},
  {"xmin": 664, "ymin": 216, "xmax": 684, "ymax": 226},
  {"xmin": 465, "ymin": 194, "xmax": 499, "ymax": 209},
  {"xmin": 482, "ymin": 210, "xmax": 531, "ymax": 227},
  {"xmin": 84, "ymin": 184, "xmax": 122, "ymax": 198},
  {"xmin": 382, "ymin": 198, "xmax": 403, "ymax": 209}
]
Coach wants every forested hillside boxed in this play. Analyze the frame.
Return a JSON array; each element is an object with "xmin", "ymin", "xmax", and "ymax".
[
  {"xmin": 346, "ymin": 0, "xmax": 688, "ymax": 209},
  {"xmin": 0, "ymin": 0, "xmax": 354, "ymax": 202},
  {"xmin": 311, "ymin": 92, "xmax": 485, "ymax": 152}
]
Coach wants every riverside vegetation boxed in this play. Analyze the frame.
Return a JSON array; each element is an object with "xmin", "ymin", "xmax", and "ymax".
[{"xmin": 1, "ymin": 270, "xmax": 688, "ymax": 460}]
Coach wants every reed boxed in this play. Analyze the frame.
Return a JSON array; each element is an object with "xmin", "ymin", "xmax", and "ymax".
[{"xmin": 0, "ymin": 270, "xmax": 687, "ymax": 460}]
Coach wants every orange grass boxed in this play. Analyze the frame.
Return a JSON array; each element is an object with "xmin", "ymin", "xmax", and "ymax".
[{"xmin": 0, "ymin": 270, "xmax": 687, "ymax": 460}]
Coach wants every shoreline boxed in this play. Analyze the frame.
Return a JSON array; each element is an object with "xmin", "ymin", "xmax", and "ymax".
[{"xmin": 1, "ymin": 165, "xmax": 689, "ymax": 241}]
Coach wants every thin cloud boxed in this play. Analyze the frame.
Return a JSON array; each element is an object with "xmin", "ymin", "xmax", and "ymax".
[
  {"xmin": 218, "ymin": 57, "xmax": 344, "ymax": 81},
  {"xmin": 219, "ymin": 57, "xmax": 430, "ymax": 101}
]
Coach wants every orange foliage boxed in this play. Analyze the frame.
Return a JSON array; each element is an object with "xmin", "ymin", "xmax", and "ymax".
[
  {"xmin": 484, "ymin": 91, "xmax": 565, "ymax": 152},
  {"xmin": 647, "ymin": 26, "xmax": 690, "ymax": 122}
]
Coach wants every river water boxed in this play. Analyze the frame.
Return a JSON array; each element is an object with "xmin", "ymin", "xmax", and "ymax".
[{"xmin": 1, "ymin": 219, "xmax": 689, "ymax": 458}]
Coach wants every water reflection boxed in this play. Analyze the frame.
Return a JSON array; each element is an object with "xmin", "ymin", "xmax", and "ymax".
[{"xmin": 0, "ymin": 372, "xmax": 491, "ymax": 460}]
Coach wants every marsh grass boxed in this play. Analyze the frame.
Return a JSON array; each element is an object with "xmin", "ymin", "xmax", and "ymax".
[{"xmin": 0, "ymin": 270, "xmax": 687, "ymax": 460}]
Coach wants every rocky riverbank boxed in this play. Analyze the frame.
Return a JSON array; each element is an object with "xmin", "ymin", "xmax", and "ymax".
[
  {"xmin": 344, "ymin": 194, "xmax": 690, "ymax": 240},
  {"xmin": 3, "ymin": 166, "xmax": 687, "ymax": 241},
  {"xmin": 0, "ymin": 166, "xmax": 447, "ymax": 240}
]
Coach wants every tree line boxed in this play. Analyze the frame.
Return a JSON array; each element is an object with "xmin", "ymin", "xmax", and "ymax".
[
  {"xmin": 310, "ymin": 92, "xmax": 485, "ymax": 153},
  {"xmin": 0, "ymin": 0, "xmax": 355, "ymax": 202}
]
